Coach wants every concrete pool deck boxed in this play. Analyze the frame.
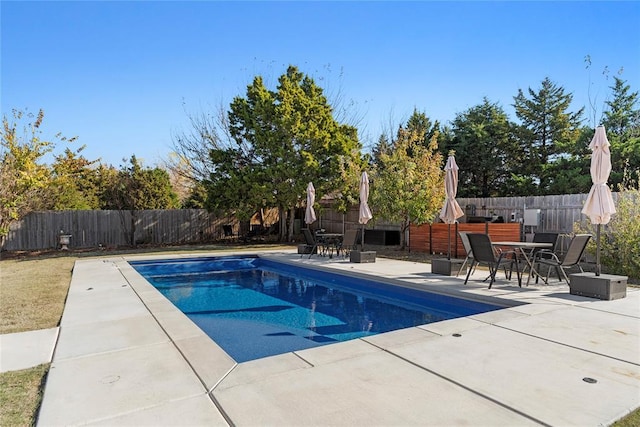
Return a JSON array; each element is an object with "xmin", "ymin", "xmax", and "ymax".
[{"xmin": 34, "ymin": 250, "xmax": 639, "ymax": 426}]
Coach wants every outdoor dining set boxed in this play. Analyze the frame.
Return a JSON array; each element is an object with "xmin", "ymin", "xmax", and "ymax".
[
  {"xmin": 458, "ymin": 231, "xmax": 592, "ymax": 288},
  {"xmin": 301, "ymin": 228, "xmax": 361, "ymax": 259}
]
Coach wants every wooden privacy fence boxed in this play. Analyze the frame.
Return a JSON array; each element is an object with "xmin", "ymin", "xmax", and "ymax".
[
  {"xmin": 456, "ymin": 193, "xmax": 617, "ymax": 235},
  {"xmin": 2, "ymin": 193, "xmax": 612, "ymax": 252},
  {"xmin": 409, "ymin": 223, "xmax": 521, "ymax": 256},
  {"xmin": 2, "ymin": 209, "xmax": 234, "ymax": 251}
]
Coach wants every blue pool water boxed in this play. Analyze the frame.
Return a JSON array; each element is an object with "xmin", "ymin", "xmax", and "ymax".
[{"xmin": 130, "ymin": 255, "xmax": 505, "ymax": 362}]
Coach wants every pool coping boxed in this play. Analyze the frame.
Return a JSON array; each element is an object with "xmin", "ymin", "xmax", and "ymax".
[{"xmin": 37, "ymin": 249, "xmax": 640, "ymax": 426}]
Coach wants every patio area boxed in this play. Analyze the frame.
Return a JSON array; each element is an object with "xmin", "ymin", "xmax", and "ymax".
[{"xmin": 35, "ymin": 249, "xmax": 640, "ymax": 426}]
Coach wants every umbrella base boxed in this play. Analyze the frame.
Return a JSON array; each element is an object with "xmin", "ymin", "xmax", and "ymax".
[
  {"xmin": 297, "ymin": 244, "xmax": 316, "ymax": 255},
  {"xmin": 431, "ymin": 258, "xmax": 467, "ymax": 276},
  {"xmin": 569, "ymin": 273, "xmax": 627, "ymax": 300},
  {"xmin": 350, "ymin": 250, "xmax": 376, "ymax": 263}
]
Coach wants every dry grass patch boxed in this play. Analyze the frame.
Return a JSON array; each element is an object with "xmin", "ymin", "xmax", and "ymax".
[{"xmin": 0, "ymin": 257, "xmax": 75, "ymax": 334}]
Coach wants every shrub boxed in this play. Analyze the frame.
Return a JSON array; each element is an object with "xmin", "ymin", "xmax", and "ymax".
[{"xmin": 575, "ymin": 171, "xmax": 640, "ymax": 282}]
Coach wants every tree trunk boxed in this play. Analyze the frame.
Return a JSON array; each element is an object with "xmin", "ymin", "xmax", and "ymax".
[
  {"xmin": 287, "ymin": 206, "xmax": 296, "ymax": 242},
  {"xmin": 129, "ymin": 211, "xmax": 137, "ymax": 247},
  {"xmin": 278, "ymin": 206, "xmax": 287, "ymax": 242}
]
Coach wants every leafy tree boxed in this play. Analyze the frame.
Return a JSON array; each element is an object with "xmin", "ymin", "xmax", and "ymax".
[
  {"xmin": 99, "ymin": 156, "xmax": 179, "ymax": 245},
  {"xmin": 370, "ymin": 123, "xmax": 444, "ymax": 250},
  {"xmin": 0, "ymin": 109, "xmax": 72, "ymax": 245},
  {"xmin": 206, "ymin": 65, "xmax": 362, "ymax": 241},
  {"xmin": 49, "ymin": 147, "xmax": 101, "ymax": 209},
  {"xmin": 446, "ymin": 98, "xmax": 519, "ymax": 197},
  {"xmin": 513, "ymin": 77, "xmax": 584, "ymax": 194}
]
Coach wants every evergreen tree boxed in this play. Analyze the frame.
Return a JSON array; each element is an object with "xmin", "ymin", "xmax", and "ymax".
[
  {"xmin": 448, "ymin": 98, "xmax": 519, "ymax": 197},
  {"xmin": 602, "ymin": 76, "xmax": 639, "ymax": 136},
  {"xmin": 206, "ymin": 65, "xmax": 363, "ymax": 241},
  {"xmin": 601, "ymin": 77, "xmax": 640, "ymax": 188},
  {"xmin": 513, "ymin": 77, "xmax": 584, "ymax": 194}
]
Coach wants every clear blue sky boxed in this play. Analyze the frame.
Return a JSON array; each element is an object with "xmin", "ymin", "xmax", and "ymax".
[{"xmin": 2, "ymin": 1, "xmax": 639, "ymax": 167}]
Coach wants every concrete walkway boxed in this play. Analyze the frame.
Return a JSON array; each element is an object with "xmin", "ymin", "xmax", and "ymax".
[
  {"xmin": 34, "ymin": 250, "xmax": 640, "ymax": 426},
  {"xmin": 0, "ymin": 328, "xmax": 58, "ymax": 373}
]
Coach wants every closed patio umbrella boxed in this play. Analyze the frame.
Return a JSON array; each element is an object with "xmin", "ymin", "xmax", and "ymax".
[
  {"xmin": 359, "ymin": 172, "xmax": 373, "ymax": 250},
  {"xmin": 305, "ymin": 182, "xmax": 317, "ymax": 226},
  {"xmin": 439, "ymin": 154, "xmax": 464, "ymax": 259},
  {"xmin": 581, "ymin": 126, "xmax": 616, "ymax": 276}
]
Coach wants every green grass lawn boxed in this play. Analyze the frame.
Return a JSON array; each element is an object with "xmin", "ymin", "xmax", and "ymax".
[{"xmin": 1, "ymin": 244, "xmax": 638, "ymax": 426}]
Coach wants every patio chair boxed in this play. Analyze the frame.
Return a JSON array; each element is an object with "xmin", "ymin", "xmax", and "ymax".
[
  {"xmin": 339, "ymin": 229, "xmax": 359, "ymax": 258},
  {"xmin": 302, "ymin": 228, "xmax": 320, "ymax": 258},
  {"xmin": 519, "ymin": 232, "xmax": 559, "ymax": 274},
  {"xmin": 456, "ymin": 231, "xmax": 476, "ymax": 277},
  {"xmin": 532, "ymin": 232, "xmax": 559, "ymax": 254},
  {"xmin": 464, "ymin": 233, "xmax": 521, "ymax": 289},
  {"xmin": 533, "ymin": 234, "xmax": 592, "ymax": 284}
]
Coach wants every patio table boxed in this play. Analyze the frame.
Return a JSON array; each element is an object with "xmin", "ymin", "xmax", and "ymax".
[
  {"xmin": 316, "ymin": 233, "xmax": 343, "ymax": 258},
  {"xmin": 492, "ymin": 241, "xmax": 553, "ymax": 285}
]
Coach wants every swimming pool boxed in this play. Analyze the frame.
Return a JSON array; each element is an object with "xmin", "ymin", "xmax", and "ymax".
[{"xmin": 130, "ymin": 255, "xmax": 506, "ymax": 362}]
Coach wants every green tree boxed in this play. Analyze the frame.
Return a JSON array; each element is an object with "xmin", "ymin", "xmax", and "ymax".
[
  {"xmin": 370, "ymin": 124, "xmax": 444, "ymax": 250},
  {"xmin": 405, "ymin": 108, "xmax": 441, "ymax": 148},
  {"xmin": 206, "ymin": 65, "xmax": 363, "ymax": 241},
  {"xmin": 49, "ymin": 147, "xmax": 101, "ymax": 210},
  {"xmin": 513, "ymin": 77, "xmax": 584, "ymax": 194},
  {"xmin": 100, "ymin": 156, "xmax": 179, "ymax": 246},
  {"xmin": 601, "ymin": 77, "xmax": 640, "ymax": 189},
  {"xmin": 371, "ymin": 133, "xmax": 392, "ymax": 166},
  {"xmin": 601, "ymin": 76, "xmax": 639, "ymax": 136},
  {"xmin": 0, "ymin": 109, "xmax": 71, "ymax": 245},
  {"xmin": 447, "ymin": 98, "xmax": 520, "ymax": 197}
]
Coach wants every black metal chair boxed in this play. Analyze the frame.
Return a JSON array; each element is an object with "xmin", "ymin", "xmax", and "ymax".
[
  {"xmin": 456, "ymin": 231, "xmax": 476, "ymax": 277},
  {"xmin": 533, "ymin": 234, "xmax": 592, "ymax": 284},
  {"xmin": 302, "ymin": 228, "xmax": 320, "ymax": 258},
  {"xmin": 464, "ymin": 233, "xmax": 521, "ymax": 289},
  {"xmin": 519, "ymin": 232, "xmax": 559, "ymax": 274},
  {"xmin": 339, "ymin": 229, "xmax": 359, "ymax": 258}
]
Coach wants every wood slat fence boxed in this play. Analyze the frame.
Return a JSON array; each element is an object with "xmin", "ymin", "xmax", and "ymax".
[
  {"xmin": 2, "ymin": 193, "xmax": 609, "ymax": 252},
  {"xmin": 409, "ymin": 223, "xmax": 522, "ymax": 256},
  {"xmin": 3, "ymin": 210, "xmax": 235, "ymax": 251}
]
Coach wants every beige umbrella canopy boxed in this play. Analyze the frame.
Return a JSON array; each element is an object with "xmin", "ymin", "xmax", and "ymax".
[
  {"xmin": 358, "ymin": 172, "xmax": 373, "ymax": 250},
  {"xmin": 581, "ymin": 126, "xmax": 616, "ymax": 276},
  {"xmin": 439, "ymin": 155, "xmax": 464, "ymax": 259},
  {"xmin": 305, "ymin": 182, "xmax": 317, "ymax": 226}
]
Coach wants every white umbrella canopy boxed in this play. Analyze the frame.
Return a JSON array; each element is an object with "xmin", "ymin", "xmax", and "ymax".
[
  {"xmin": 358, "ymin": 172, "xmax": 373, "ymax": 249},
  {"xmin": 581, "ymin": 125, "xmax": 616, "ymax": 275},
  {"xmin": 304, "ymin": 182, "xmax": 317, "ymax": 226},
  {"xmin": 439, "ymin": 155, "xmax": 464, "ymax": 259}
]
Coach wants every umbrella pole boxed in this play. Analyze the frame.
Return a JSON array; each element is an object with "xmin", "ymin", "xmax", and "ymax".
[
  {"xmin": 447, "ymin": 223, "xmax": 451, "ymax": 260},
  {"xmin": 596, "ymin": 224, "xmax": 601, "ymax": 276},
  {"xmin": 361, "ymin": 224, "xmax": 365, "ymax": 251}
]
